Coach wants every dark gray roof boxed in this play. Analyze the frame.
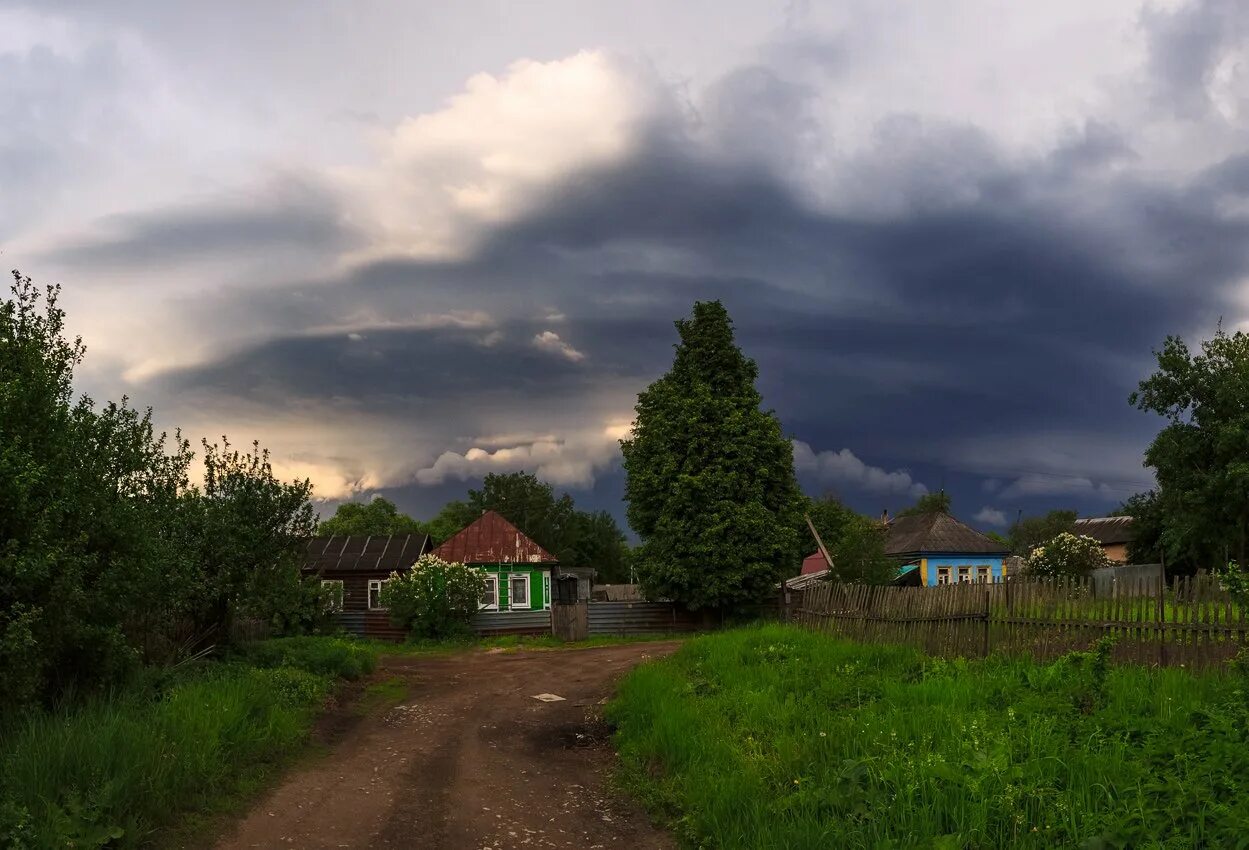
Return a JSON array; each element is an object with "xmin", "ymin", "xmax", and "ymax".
[
  {"xmin": 301, "ymin": 534, "xmax": 432, "ymax": 573},
  {"xmin": 1074, "ymin": 516, "xmax": 1135, "ymax": 545},
  {"xmin": 884, "ymin": 512, "xmax": 1009, "ymax": 556}
]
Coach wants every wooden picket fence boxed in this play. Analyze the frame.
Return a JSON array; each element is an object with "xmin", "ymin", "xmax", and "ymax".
[{"xmin": 795, "ymin": 573, "xmax": 1249, "ymax": 669}]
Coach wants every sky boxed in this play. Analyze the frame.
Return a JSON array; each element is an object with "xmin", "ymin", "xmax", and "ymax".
[{"xmin": 4, "ymin": 0, "xmax": 1248, "ymax": 532}]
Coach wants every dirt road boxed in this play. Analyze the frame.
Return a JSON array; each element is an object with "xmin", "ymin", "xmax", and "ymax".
[{"xmin": 215, "ymin": 643, "xmax": 680, "ymax": 850}]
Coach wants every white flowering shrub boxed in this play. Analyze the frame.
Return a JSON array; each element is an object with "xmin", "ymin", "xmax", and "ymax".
[
  {"xmin": 1025, "ymin": 533, "xmax": 1112, "ymax": 578},
  {"xmin": 380, "ymin": 555, "xmax": 486, "ymax": 639}
]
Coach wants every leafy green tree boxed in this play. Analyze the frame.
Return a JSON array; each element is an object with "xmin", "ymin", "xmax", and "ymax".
[
  {"xmin": 896, "ymin": 491, "xmax": 951, "ymax": 517},
  {"xmin": 802, "ymin": 495, "xmax": 896, "ymax": 584},
  {"xmin": 380, "ymin": 555, "xmax": 485, "ymax": 639},
  {"xmin": 1, "ymin": 271, "xmax": 196, "ymax": 708},
  {"xmin": 1008, "ymin": 509, "xmax": 1077, "ymax": 556},
  {"xmin": 1025, "ymin": 533, "xmax": 1112, "ymax": 578},
  {"xmin": 318, "ymin": 497, "xmax": 427, "ymax": 537},
  {"xmin": 621, "ymin": 301, "xmax": 802, "ymax": 610},
  {"xmin": 1131, "ymin": 328, "xmax": 1249, "ymax": 567},
  {"xmin": 1120, "ymin": 491, "xmax": 1170, "ymax": 566},
  {"xmin": 425, "ymin": 472, "xmax": 631, "ymax": 578},
  {"xmin": 187, "ymin": 438, "xmax": 318, "ymax": 639}
]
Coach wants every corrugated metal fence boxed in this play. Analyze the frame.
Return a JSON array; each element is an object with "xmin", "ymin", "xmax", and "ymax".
[
  {"xmin": 587, "ymin": 601, "xmax": 703, "ymax": 635},
  {"xmin": 472, "ymin": 609, "xmax": 553, "ymax": 636}
]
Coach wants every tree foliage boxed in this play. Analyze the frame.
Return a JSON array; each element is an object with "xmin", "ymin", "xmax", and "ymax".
[
  {"xmin": 1025, "ymin": 533, "xmax": 1112, "ymax": 578},
  {"xmin": 896, "ymin": 491, "xmax": 951, "ymax": 517},
  {"xmin": 318, "ymin": 496, "xmax": 427, "ymax": 537},
  {"xmin": 1130, "ymin": 328, "xmax": 1249, "ymax": 568},
  {"xmin": 802, "ymin": 495, "xmax": 896, "ymax": 585},
  {"xmin": 426, "ymin": 472, "xmax": 631, "ymax": 579},
  {"xmin": 1, "ymin": 270, "xmax": 320, "ymax": 712},
  {"xmin": 1007, "ymin": 509, "xmax": 1077, "ymax": 556},
  {"xmin": 621, "ymin": 301, "xmax": 802, "ymax": 610},
  {"xmin": 380, "ymin": 555, "xmax": 485, "ymax": 639}
]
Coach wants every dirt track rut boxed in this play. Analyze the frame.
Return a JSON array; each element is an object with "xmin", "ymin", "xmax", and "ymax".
[{"xmin": 214, "ymin": 643, "xmax": 679, "ymax": 850}]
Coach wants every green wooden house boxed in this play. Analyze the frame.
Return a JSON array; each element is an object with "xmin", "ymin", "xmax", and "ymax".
[{"xmin": 430, "ymin": 510, "xmax": 556, "ymax": 611}]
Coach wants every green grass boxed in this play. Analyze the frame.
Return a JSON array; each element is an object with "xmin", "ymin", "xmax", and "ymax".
[
  {"xmin": 608, "ymin": 624, "xmax": 1249, "ymax": 849},
  {"xmin": 356, "ymin": 676, "xmax": 409, "ymax": 715},
  {"xmin": 0, "ymin": 637, "xmax": 380, "ymax": 848},
  {"xmin": 381, "ymin": 632, "xmax": 688, "ymax": 654}
]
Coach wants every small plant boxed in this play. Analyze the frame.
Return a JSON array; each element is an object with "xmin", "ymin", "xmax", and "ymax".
[{"xmin": 380, "ymin": 555, "xmax": 486, "ymax": 639}]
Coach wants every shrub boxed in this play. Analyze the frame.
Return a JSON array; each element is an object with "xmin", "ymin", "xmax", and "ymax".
[
  {"xmin": 380, "ymin": 555, "xmax": 485, "ymax": 639},
  {"xmin": 1025, "ymin": 532, "xmax": 1112, "ymax": 578},
  {"xmin": 241, "ymin": 636, "xmax": 377, "ymax": 680}
]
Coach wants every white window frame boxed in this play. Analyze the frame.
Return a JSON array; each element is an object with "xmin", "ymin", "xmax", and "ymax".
[
  {"xmin": 321, "ymin": 579, "xmax": 344, "ymax": 612},
  {"xmin": 368, "ymin": 578, "xmax": 389, "ymax": 611},
  {"xmin": 508, "ymin": 573, "xmax": 530, "ymax": 612},
  {"xmin": 479, "ymin": 574, "xmax": 499, "ymax": 611},
  {"xmin": 957, "ymin": 565, "xmax": 972, "ymax": 583},
  {"xmin": 976, "ymin": 565, "xmax": 991, "ymax": 584},
  {"xmin": 543, "ymin": 573, "xmax": 552, "ymax": 610},
  {"xmin": 936, "ymin": 567, "xmax": 951, "ymax": 586}
]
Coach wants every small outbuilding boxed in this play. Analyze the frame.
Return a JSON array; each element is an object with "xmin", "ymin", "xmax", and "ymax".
[{"xmin": 1073, "ymin": 516, "xmax": 1135, "ymax": 563}]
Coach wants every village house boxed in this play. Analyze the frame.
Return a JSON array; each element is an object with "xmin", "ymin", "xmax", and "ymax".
[
  {"xmin": 301, "ymin": 532, "xmax": 433, "ymax": 639},
  {"xmin": 1074, "ymin": 516, "xmax": 1135, "ymax": 563},
  {"xmin": 886, "ymin": 512, "xmax": 1010, "ymax": 586},
  {"xmin": 430, "ymin": 510, "xmax": 558, "ymax": 612}
]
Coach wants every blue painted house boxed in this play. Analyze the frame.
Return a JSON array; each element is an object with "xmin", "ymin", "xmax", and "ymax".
[{"xmin": 885, "ymin": 512, "xmax": 1010, "ymax": 586}]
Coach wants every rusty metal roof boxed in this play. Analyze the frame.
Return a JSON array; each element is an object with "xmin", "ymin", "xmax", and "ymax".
[
  {"xmin": 300, "ymin": 533, "xmax": 431, "ymax": 573},
  {"xmin": 430, "ymin": 510, "xmax": 556, "ymax": 564}
]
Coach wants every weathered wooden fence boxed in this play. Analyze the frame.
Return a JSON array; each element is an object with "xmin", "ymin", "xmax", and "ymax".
[{"xmin": 796, "ymin": 574, "xmax": 1249, "ymax": 669}]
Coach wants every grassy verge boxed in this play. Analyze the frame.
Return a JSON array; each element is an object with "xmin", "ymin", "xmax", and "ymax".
[
  {"xmin": 608, "ymin": 623, "xmax": 1249, "ymax": 849},
  {"xmin": 0, "ymin": 636, "xmax": 378, "ymax": 848}
]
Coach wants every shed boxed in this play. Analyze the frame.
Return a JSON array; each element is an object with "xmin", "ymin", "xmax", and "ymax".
[
  {"xmin": 431, "ymin": 510, "xmax": 557, "ymax": 612},
  {"xmin": 1073, "ymin": 516, "xmax": 1135, "ymax": 563}
]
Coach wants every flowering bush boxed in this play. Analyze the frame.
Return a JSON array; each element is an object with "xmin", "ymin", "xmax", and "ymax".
[
  {"xmin": 380, "ymin": 555, "xmax": 486, "ymax": 639},
  {"xmin": 1025, "ymin": 533, "xmax": 1112, "ymax": 578}
]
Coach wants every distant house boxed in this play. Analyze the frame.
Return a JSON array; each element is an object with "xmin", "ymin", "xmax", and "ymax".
[
  {"xmin": 886, "ymin": 512, "xmax": 1010, "ymax": 586},
  {"xmin": 301, "ymin": 533, "xmax": 433, "ymax": 639},
  {"xmin": 1073, "ymin": 516, "xmax": 1134, "ymax": 563},
  {"xmin": 799, "ymin": 551, "xmax": 829, "ymax": 576},
  {"xmin": 431, "ymin": 510, "xmax": 557, "ymax": 612}
]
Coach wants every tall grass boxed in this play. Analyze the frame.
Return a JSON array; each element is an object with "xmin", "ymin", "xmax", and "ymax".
[
  {"xmin": 1, "ymin": 637, "xmax": 378, "ymax": 847},
  {"xmin": 608, "ymin": 624, "xmax": 1249, "ymax": 849}
]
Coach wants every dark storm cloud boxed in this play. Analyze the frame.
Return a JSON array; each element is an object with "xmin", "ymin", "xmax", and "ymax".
[
  {"xmin": 1144, "ymin": 0, "xmax": 1249, "ymax": 118},
  {"xmin": 47, "ymin": 176, "xmax": 358, "ymax": 268}
]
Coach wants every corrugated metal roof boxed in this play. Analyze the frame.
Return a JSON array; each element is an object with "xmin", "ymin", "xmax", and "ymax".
[
  {"xmin": 1074, "ymin": 516, "xmax": 1135, "ymax": 545},
  {"xmin": 301, "ymin": 533, "xmax": 432, "ymax": 573},
  {"xmin": 884, "ymin": 512, "xmax": 1009, "ymax": 556},
  {"xmin": 430, "ymin": 510, "xmax": 556, "ymax": 564}
]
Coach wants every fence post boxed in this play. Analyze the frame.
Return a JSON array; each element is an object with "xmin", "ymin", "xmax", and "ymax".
[
  {"xmin": 1157, "ymin": 565, "xmax": 1166, "ymax": 667},
  {"xmin": 982, "ymin": 585, "xmax": 991, "ymax": 658}
]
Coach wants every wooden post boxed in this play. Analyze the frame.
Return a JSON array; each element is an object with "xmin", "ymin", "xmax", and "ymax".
[
  {"xmin": 982, "ymin": 585, "xmax": 991, "ymax": 658},
  {"xmin": 805, "ymin": 514, "xmax": 836, "ymax": 578}
]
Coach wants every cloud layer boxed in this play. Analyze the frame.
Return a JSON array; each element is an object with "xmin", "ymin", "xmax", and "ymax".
[{"xmin": 5, "ymin": 1, "xmax": 1248, "ymax": 526}]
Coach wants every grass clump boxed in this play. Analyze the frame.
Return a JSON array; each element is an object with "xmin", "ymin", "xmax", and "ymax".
[
  {"xmin": 608, "ymin": 624, "xmax": 1249, "ymax": 849},
  {"xmin": 0, "ymin": 637, "xmax": 375, "ymax": 847},
  {"xmin": 241, "ymin": 635, "xmax": 378, "ymax": 679}
]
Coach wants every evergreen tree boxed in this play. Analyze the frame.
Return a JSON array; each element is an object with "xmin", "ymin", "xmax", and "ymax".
[{"xmin": 621, "ymin": 301, "xmax": 801, "ymax": 610}]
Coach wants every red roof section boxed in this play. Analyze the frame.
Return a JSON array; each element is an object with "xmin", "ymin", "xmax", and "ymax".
[
  {"xmin": 801, "ymin": 552, "xmax": 829, "ymax": 575},
  {"xmin": 430, "ymin": 510, "xmax": 556, "ymax": 564}
]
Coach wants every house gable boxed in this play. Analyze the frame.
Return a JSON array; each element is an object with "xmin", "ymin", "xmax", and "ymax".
[{"xmin": 430, "ymin": 510, "xmax": 557, "ymax": 565}]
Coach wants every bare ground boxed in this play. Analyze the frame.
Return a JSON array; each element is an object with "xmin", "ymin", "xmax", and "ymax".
[{"xmin": 214, "ymin": 643, "xmax": 681, "ymax": 850}]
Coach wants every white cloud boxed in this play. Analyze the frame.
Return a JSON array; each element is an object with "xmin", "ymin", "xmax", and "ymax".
[
  {"xmin": 973, "ymin": 506, "xmax": 1008, "ymax": 527},
  {"xmin": 342, "ymin": 50, "xmax": 666, "ymax": 260},
  {"xmin": 308, "ymin": 309, "xmax": 495, "ymax": 337},
  {"xmin": 792, "ymin": 440, "xmax": 928, "ymax": 497},
  {"xmin": 414, "ymin": 422, "xmax": 630, "ymax": 487},
  {"xmin": 997, "ymin": 474, "xmax": 1123, "ymax": 502},
  {"xmin": 531, "ymin": 330, "xmax": 586, "ymax": 362}
]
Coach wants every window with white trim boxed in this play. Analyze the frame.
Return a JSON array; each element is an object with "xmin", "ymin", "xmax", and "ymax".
[
  {"xmin": 543, "ymin": 574, "xmax": 551, "ymax": 609},
  {"xmin": 321, "ymin": 579, "xmax": 343, "ymax": 612},
  {"xmin": 976, "ymin": 566, "xmax": 991, "ymax": 584},
  {"xmin": 480, "ymin": 574, "xmax": 499, "ymax": 610},
  {"xmin": 957, "ymin": 565, "xmax": 971, "ymax": 583},
  {"xmin": 509, "ymin": 573, "xmax": 530, "ymax": 610},
  {"xmin": 936, "ymin": 567, "xmax": 951, "ymax": 586},
  {"xmin": 368, "ymin": 579, "xmax": 389, "ymax": 610}
]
